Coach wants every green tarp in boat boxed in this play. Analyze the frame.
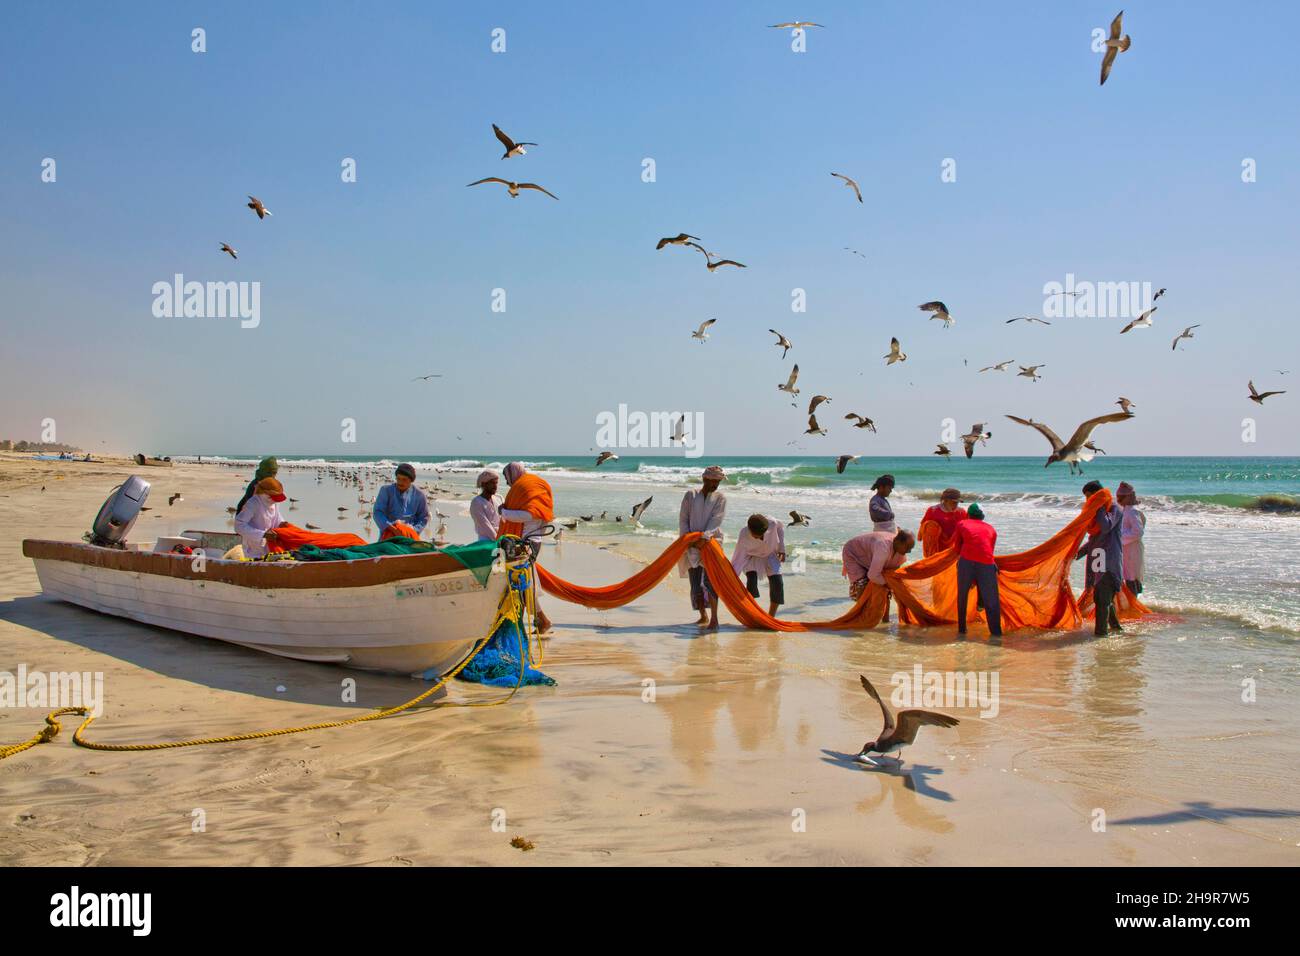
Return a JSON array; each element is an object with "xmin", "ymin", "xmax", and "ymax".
[{"xmin": 291, "ymin": 538, "xmax": 501, "ymax": 587}]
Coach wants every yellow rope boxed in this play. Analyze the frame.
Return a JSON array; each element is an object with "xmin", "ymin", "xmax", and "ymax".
[{"xmin": 0, "ymin": 565, "xmax": 536, "ymax": 759}]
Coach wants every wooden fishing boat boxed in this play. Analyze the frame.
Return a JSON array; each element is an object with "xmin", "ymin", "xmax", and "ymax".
[{"xmin": 22, "ymin": 529, "xmax": 516, "ymax": 677}]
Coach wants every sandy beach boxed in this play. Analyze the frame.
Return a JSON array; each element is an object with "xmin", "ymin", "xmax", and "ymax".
[{"xmin": 1, "ymin": 454, "xmax": 1296, "ymax": 866}]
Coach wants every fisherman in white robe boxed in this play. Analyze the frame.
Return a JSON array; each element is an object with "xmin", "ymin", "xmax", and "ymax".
[
  {"xmin": 1117, "ymin": 480, "xmax": 1146, "ymax": 595},
  {"xmin": 731, "ymin": 513, "xmax": 786, "ymax": 617},
  {"xmin": 470, "ymin": 469, "xmax": 501, "ymax": 541},
  {"xmin": 233, "ymin": 476, "xmax": 287, "ymax": 559},
  {"xmin": 678, "ymin": 464, "xmax": 728, "ymax": 630}
]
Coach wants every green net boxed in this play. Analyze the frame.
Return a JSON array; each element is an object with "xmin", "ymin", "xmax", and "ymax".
[{"xmin": 291, "ymin": 538, "xmax": 501, "ymax": 587}]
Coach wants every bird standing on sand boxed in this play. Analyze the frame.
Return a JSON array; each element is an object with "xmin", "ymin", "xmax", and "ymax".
[
  {"xmin": 219, "ymin": 243, "xmax": 237, "ymax": 260},
  {"xmin": 1171, "ymin": 325, "xmax": 1201, "ymax": 350},
  {"xmin": 856, "ymin": 675, "xmax": 960, "ymax": 767},
  {"xmin": 1248, "ymin": 380, "xmax": 1287, "ymax": 405},
  {"xmin": 884, "ymin": 338, "xmax": 907, "ymax": 365},
  {"xmin": 844, "ymin": 413, "xmax": 876, "ymax": 431},
  {"xmin": 980, "ymin": 360, "xmax": 1015, "ymax": 373},
  {"xmin": 789, "ymin": 510, "xmax": 810, "ymax": 526},
  {"xmin": 778, "ymin": 365, "xmax": 801, "ymax": 396},
  {"xmin": 1120, "ymin": 307, "xmax": 1157, "ymax": 334},
  {"xmin": 836, "ymin": 454, "xmax": 858, "ymax": 474},
  {"xmin": 466, "ymin": 177, "xmax": 558, "ymax": 200},
  {"xmin": 769, "ymin": 329, "xmax": 793, "ymax": 359},
  {"xmin": 919, "ymin": 301, "xmax": 954, "ymax": 328},
  {"xmin": 1005, "ymin": 411, "xmax": 1134, "ymax": 473},
  {"xmin": 961, "ymin": 424, "xmax": 992, "ymax": 458},
  {"xmin": 934, "ymin": 443, "xmax": 952, "ymax": 458},
  {"xmin": 831, "ymin": 172, "xmax": 863, "ymax": 203},
  {"xmin": 1099, "ymin": 11, "xmax": 1131, "ymax": 86},
  {"xmin": 247, "ymin": 196, "xmax": 272, "ymax": 219},
  {"xmin": 691, "ymin": 318, "xmax": 717, "ymax": 343},
  {"xmin": 595, "ymin": 451, "xmax": 619, "ymax": 466},
  {"xmin": 1018, "ymin": 365, "xmax": 1046, "ymax": 382},
  {"xmin": 656, "ymin": 232, "xmax": 699, "ymax": 250},
  {"xmin": 492, "ymin": 123, "xmax": 537, "ymax": 159},
  {"xmin": 1116, "ymin": 396, "xmax": 1136, "ymax": 414}
]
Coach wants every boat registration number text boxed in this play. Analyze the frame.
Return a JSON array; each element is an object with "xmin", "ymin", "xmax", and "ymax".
[{"xmin": 395, "ymin": 579, "xmax": 467, "ymax": 600}]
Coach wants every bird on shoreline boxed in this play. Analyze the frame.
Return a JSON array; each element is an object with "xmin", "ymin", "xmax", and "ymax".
[
  {"xmin": 1099, "ymin": 11, "xmax": 1132, "ymax": 86},
  {"xmin": 856, "ymin": 675, "xmax": 959, "ymax": 767},
  {"xmin": 884, "ymin": 338, "xmax": 907, "ymax": 365},
  {"xmin": 769, "ymin": 329, "xmax": 793, "ymax": 359},
  {"xmin": 919, "ymin": 301, "xmax": 954, "ymax": 328},
  {"xmin": 961, "ymin": 424, "xmax": 992, "ymax": 458},
  {"xmin": 691, "ymin": 318, "xmax": 717, "ymax": 343},
  {"xmin": 779, "ymin": 365, "xmax": 801, "ymax": 396},
  {"xmin": 1120, "ymin": 306, "xmax": 1157, "ymax": 334},
  {"xmin": 466, "ymin": 177, "xmax": 558, "ymax": 200},
  {"xmin": 219, "ymin": 243, "xmax": 237, "ymax": 260},
  {"xmin": 1018, "ymin": 365, "xmax": 1046, "ymax": 382},
  {"xmin": 1005, "ymin": 411, "xmax": 1134, "ymax": 473},
  {"xmin": 1248, "ymin": 381, "xmax": 1287, "ymax": 405},
  {"xmin": 1006, "ymin": 316, "xmax": 1051, "ymax": 325},
  {"xmin": 1171, "ymin": 325, "xmax": 1201, "ymax": 350},
  {"xmin": 656, "ymin": 232, "xmax": 699, "ymax": 250},
  {"xmin": 845, "ymin": 413, "xmax": 876, "ymax": 432},
  {"xmin": 492, "ymin": 124, "xmax": 537, "ymax": 159},
  {"xmin": 831, "ymin": 172, "xmax": 863, "ymax": 203}
]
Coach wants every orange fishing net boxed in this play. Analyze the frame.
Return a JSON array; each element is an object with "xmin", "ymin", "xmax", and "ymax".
[
  {"xmin": 498, "ymin": 474, "xmax": 555, "ymax": 537},
  {"xmin": 267, "ymin": 523, "xmax": 366, "ymax": 552},
  {"xmin": 536, "ymin": 490, "xmax": 1150, "ymax": 635},
  {"xmin": 380, "ymin": 522, "xmax": 420, "ymax": 541}
]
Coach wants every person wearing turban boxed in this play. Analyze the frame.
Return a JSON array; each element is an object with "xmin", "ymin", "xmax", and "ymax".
[
  {"xmin": 471, "ymin": 469, "xmax": 502, "ymax": 541},
  {"xmin": 234, "ymin": 476, "xmax": 288, "ymax": 559},
  {"xmin": 678, "ymin": 465, "xmax": 728, "ymax": 630}
]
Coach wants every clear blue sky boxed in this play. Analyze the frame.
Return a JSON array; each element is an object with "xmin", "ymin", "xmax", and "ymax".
[{"xmin": 2, "ymin": 1, "xmax": 1296, "ymax": 457}]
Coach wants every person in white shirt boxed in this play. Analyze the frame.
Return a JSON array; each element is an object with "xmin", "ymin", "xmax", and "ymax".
[
  {"xmin": 233, "ymin": 476, "xmax": 288, "ymax": 559},
  {"xmin": 731, "ymin": 513, "xmax": 786, "ymax": 617},
  {"xmin": 1117, "ymin": 480, "xmax": 1146, "ymax": 595},
  {"xmin": 678, "ymin": 464, "xmax": 728, "ymax": 630},
  {"xmin": 470, "ymin": 469, "xmax": 501, "ymax": 541}
]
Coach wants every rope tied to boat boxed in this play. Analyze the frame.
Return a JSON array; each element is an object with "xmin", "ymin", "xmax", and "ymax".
[{"xmin": 0, "ymin": 560, "xmax": 537, "ymax": 761}]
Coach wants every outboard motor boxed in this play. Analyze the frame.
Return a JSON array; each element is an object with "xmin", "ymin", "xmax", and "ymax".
[{"xmin": 90, "ymin": 476, "xmax": 150, "ymax": 548}]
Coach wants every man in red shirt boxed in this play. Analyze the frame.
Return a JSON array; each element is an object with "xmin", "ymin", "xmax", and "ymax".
[
  {"xmin": 920, "ymin": 487, "xmax": 968, "ymax": 556},
  {"xmin": 950, "ymin": 502, "xmax": 1002, "ymax": 641}
]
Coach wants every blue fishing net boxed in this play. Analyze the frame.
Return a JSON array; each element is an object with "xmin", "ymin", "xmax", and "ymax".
[{"xmin": 453, "ymin": 616, "xmax": 555, "ymax": 687}]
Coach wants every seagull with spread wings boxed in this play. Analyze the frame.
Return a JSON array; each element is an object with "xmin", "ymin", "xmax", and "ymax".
[
  {"xmin": 656, "ymin": 232, "xmax": 700, "ymax": 250},
  {"xmin": 1005, "ymin": 411, "xmax": 1134, "ymax": 473},
  {"xmin": 884, "ymin": 337, "xmax": 907, "ymax": 365},
  {"xmin": 836, "ymin": 454, "xmax": 858, "ymax": 474},
  {"xmin": 691, "ymin": 318, "xmax": 717, "ymax": 343},
  {"xmin": 247, "ymin": 196, "xmax": 272, "ymax": 219},
  {"xmin": 1248, "ymin": 380, "xmax": 1287, "ymax": 405},
  {"xmin": 844, "ymin": 413, "xmax": 876, "ymax": 432},
  {"xmin": 492, "ymin": 123, "xmax": 537, "ymax": 159},
  {"xmin": 831, "ymin": 172, "xmax": 862, "ymax": 203},
  {"xmin": 919, "ymin": 301, "xmax": 954, "ymax": 328},
  {"xmin": 979, "ymin": 360, "xmax": 1015, "ymax": 373},
  {"xmin": 805, "ymin": 413, "xmax": 828, "ymax": 436},
  {"xmin": 961, "ymin": 424, "xmax": 992, "ymax": 458},
  {"xmin": 1120, "ymin": 306, "xmax": 1157, "ymax": 334},
  {"xmin": 808, "ymin": 394, "xmax": 831, "ymax": 415},
  {"xmin": 1171, "ymin": 325, "xmax": 1201, "ymax": 350},
  {"xmin": 1018, "ymin": 364, "xmax": 1046, "ymax": 382},
  {"xmin": 856, "ymin": 675, "xmax": 959, "ymax": 766},
  {"xmin": 778, "ymin": 365, "xmax": 801, "ymax": 396},
  {"xmin": 219, "ymin": 243, "xmax": 238, "ymax": 260},
  {"xmin": 1099, "ymin": 10, "xmax": 1132, "ymax": 86},
  {"xmin": 769, "ymin": 329, "xmax": 793, "ymax": 359},
  {"xmin": 1006, "ymin": 316, "xmax": 1051, "ymax": 325},
  {"xmin": 466, "ymin": 177, "xmax": 558, "ymax": 199}
]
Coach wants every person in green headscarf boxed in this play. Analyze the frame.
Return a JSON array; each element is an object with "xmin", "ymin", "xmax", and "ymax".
[{"xmin": 236, "ymin": 457, "xmax": 279, "ymax": 514}]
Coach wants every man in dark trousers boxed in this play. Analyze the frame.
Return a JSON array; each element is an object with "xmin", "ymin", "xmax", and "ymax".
[
  {"xmin": 951, "ymin": 502, "xmax": 1002, "ymax": 643},
  {"xmin": 1076, "ymin": 479, "xmax": 1124, "ymax": 636}
]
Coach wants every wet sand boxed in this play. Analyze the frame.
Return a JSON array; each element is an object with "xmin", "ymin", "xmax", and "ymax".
[{"xmin": 1, "ymin": 456, "xmax": 1296, "ymax": 865}]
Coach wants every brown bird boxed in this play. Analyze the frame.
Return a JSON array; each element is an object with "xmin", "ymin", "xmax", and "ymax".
[
  {"xmin": 844, "ymin": 413, "xmax": 876, "ymax": 431},
  {"xmin": 168, "ymin": 493, "xmax": 183, "ymax": 506},
  {"xmin": 219, "ymin": 243, "xmax": 237, "ymax": 259},
  {"xmin": 656, "ymin": 232, "xmax": 699, "ymax": 250},
  {"xmin": 961, "ymin": 423, "xmax": 992, "ymax": 458},
  {"xmin": 466, "ymin": 177, "xmax": 558, "ymax": 200},
  {"xmin": 830, "ymin": 172, "xmax": 863, "ymax": 203},
  {"xmin": 705, "ymin": 257, "xmax": 746, "ymax": 272},
  {"xmin": 856, "ymin": 675, "xmax": 960, "ymax": 766},
  {"xmin": 808, "ymin": 394, "xmax": 831, "ymax": 415},
  {"xmin": 1099, "ymin": 10, "xmax": 1132, "ymax": 86},
  {"xmin": 934, "ymin": 443, "xmax": 952, "ymax": 457},
  {"xmin": 306, "ymin": 523, "xmax": 321, "ymax": 530},
  {"xmin": 246, "ymin": 195, "xmax": 272, "ymax": 219},
  {"xmin": 1248, "ymin": 380, "xmax": 1287, "ymax": 405},
  {"xmin": 492, "ymin": 123, "xmax": 537, "ymax": 159},
  {"xmin": 805, "ymin": 413, "xmax": 827, "ymax": 436},
  {"xmin": 1005, "ymin": 411, "xmax": 1134, "ymax": 474},
  {"xmin": 836, "ymin": 454, "xmax": 858, "ymax": 474},
  {"xmin": 1116, "ymin": 396, "xmax": 1136, "ymax": 414}
]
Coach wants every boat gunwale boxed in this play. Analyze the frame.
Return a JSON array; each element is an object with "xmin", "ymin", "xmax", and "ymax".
[{"xmin": 22, "ymin": 538, "xmax": 502, "ymax": 591}]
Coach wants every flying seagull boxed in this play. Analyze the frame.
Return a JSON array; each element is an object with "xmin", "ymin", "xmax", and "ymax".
[
  {"xmin": 219, "ymin": 243, "xmax": 238, "ymax": 260},
  {"xmin": 979, "ymin": 360, "xmax": 1015, "ymax": 373},
  {"xmin": 595, "ymin": 451, "xmax": 619, "ymax": 466},
  {"xmin": 1099, "ymin": 10, "xmax": 1132, "ymax": 86},
  {"xmin": 1005, "ymin": 411, "xmax": 1134, "ymax": 473},
  {"xmin": 1171, "ymin": 325, "xmax": 1201, "ymax": 350},
  {"xmin": 918, "ymin": 301, "xmax": 954, "ymax": 328},
  {"xmin": 836, "ymin": 454, "xmax": 858, "ymax": 474},
  {"xmin": 779, "ymin": 365, "xmax": 801, "ymax": 396},
  {"xmin": 1018, "ymin": 364, "xmax": 1046, "ymax": 382},
  {"xmin": 466, "ymin": 177, "xmax": 558, "ymax": 200},
  {"xmin": 831, "ymin": 172, "xmax": 862, "ymax": 203},
  {"xmin": 656, "ymin": 232, "xmax": 699, "ymax": 250},
  {"xmin": 247, "ymin": 196, "xmax": 272, "ymax": 219},
  {"xmin": 1153, "ymin": 287, "xmax": 1167, "ymax": 302},
  {"xmin": 884, "ymin": 337, "xmax": 907, "ymax": 365},
  {"xmin": 961, "ymin": 424, "xmax": 992, "ymax": 458},
  {"xmin": 1248, "ymin": 380, "xmax": 1287, "ymax": 405},
  {"xmin": 412, "ymin": 373, "xmax": 442, "ymax": 381},
  {"xmin": 855, "ymin": 675, "xmax": 959, "ymax": 767},
  {"xmin": 770, "ymin": 21, "xmax": 824, "ymax": 31},
  {"xmin": 934, "ymin": 443, "xmax": 952, "ymax": 458},
  {"xmin": 789, "ymin": 510, "xmax": 811, "ymax": 527},
  {"xmin": 1116, "ymin": 396, "xmax": 1136, "ymax": 414},
  {"xmin": 1120, "ymin": 306, "xmax": 1157, "ymax": 334},
  {"xmin": 631, "ymin": 496, "xmax": 653, "ymax": 526},
  {"xmin": 1006, "ymin": 316, "xmax": 1051, "ymax": 325},
  {"xmin": 492, "ymin": 123, "xmax": 536, "ymax": 159},
  {"xmin": 808, "ymin": 394, "xmax": 831, "ymax": 415},
  {"xmin": 769, "ymin": 329, "xmax": 793, "ymax": 359},
  {"xmin": 671, "ymin": 415, "xmax": 687, "ymax": 444},
  {"xmin": 805, "ymin": 413, "xmax": 828, "ymax": 436},
  {"xmin": 705, "ymin": 256, "xmax": 746, "ymax": 272},
  {"xmin": 844, "ymin": 413, "xmax": 876, "ymax": 431},
  {"xmin": 691, "ymin": 318, "xmax": 717, "ymax": 343}
]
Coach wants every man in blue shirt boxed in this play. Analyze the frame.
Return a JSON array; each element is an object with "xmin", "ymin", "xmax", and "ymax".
[
  {"xmin": 374, "ymin": 463, "xmax": 430, "ymax": 539},
  {"xmin": 1076, "ymin": 480, "xmax": 1124, "ymax": 636}
]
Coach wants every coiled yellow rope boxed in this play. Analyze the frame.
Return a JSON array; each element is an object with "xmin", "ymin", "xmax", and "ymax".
[{"xmin": 0, "ymin": 564, "xmax": 536, "ymax": 760}]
